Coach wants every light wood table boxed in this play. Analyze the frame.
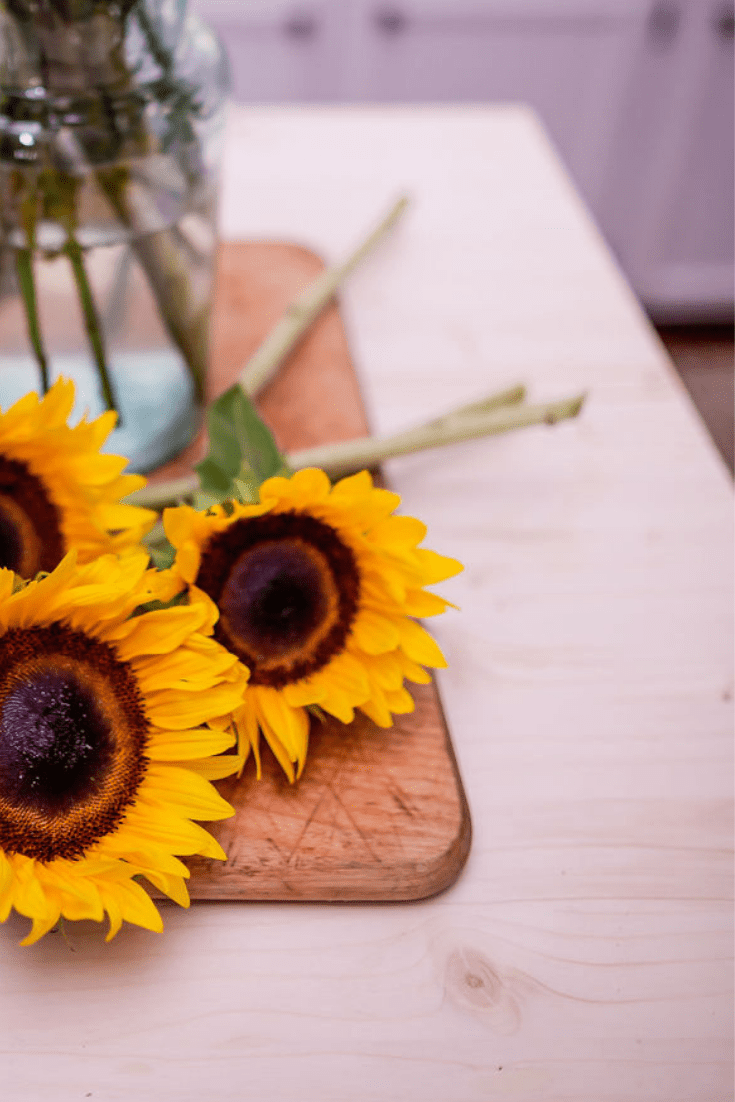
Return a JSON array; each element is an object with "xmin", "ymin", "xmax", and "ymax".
[{"xmin": 2, "ymin": 106, "xmax": 732, "ymax": 1102}]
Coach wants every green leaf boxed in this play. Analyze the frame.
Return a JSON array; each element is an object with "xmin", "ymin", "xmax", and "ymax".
[
  {"xmin": 195, "ymin": 456, "xmax": 233, "ymax": 497},
  {"xmin": 195, "ymin": 385, "xmax": 287, "ymax": 505},
  {"xmin": 147, "ymin": 543, "xmax": 177, "ymax": 571}
]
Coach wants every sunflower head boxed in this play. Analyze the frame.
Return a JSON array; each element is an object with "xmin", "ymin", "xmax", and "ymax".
[
  {"xmin": 163, "ymin": 468, "xmax": 462, "ymax": 782},
  {"xmin": 0, "ymin": 550, "xmax": 248, "ymax": 945},
  {"xmin": 0, "ymin": 378, "xmax": 156, "ymax": 578}
]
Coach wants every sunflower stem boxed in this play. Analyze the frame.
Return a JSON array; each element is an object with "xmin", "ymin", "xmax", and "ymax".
[
  {"xmin": 14, "ymin": 248, "xmax": 50, "ymax": 393},
  {"xmin": 238, "ymin": 194, "xmax": 410, "ymax": 398},
  {"xmin": 125, "ymin": 388, "xmax": 585, "ymax": 511},
  {"xmin": 288, "ymin": 393, "xmax": 586, "ymax": 478},
  {"xmin": 130, "ymin": 474, "xmax": 199, "ymax": 509},
  {"xmin": 64, "ymin": 239, "xmax": 120, "ymax": 417},
  {"xmin": 423, "ymin": 383, "xmax": 527, "ymax": 430},
  {"xmin": 97, "ymin": 169, "xmax": 208, "ymax": 405}
]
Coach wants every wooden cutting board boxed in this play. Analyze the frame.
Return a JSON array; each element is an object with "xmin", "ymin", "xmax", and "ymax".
[{"xmin": 153, "ymin": 241, "xmax": 471, "ymax": 902}]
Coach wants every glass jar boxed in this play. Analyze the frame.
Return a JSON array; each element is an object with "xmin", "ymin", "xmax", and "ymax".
[{"xmin": 0, "ymin": 0, "xmax": 229, "ymax": 472}]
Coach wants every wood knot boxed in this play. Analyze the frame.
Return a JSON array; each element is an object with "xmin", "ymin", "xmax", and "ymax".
[
  {"xmin": 444, "ymin": 948, "xmax": 523, "ymax": 1034},
  {"xmin": 446, "ymin": 949, "xmax": 504, "ymax": 1008}
]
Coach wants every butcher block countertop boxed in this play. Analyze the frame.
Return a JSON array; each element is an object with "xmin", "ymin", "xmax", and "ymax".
[{"xmin": 1, "ymin": 106, "xmax": 732, "ymax": 1102}]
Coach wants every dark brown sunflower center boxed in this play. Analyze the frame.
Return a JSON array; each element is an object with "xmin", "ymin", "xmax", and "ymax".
[
  {"xmin": 196, "ymin": 512, "xmax": 360, "ymax": 688},
  {"xmin": 0, "ymin": 669, "xmax": 113, "ymax": 813},
  {"xmin": 0, "ymin": 457, "xmax": 64, "ymax": 577},
  {"xmin": 220, "ymin": 540, "xmax": 329, "ymax": 660},
  {"xmin": 0, "ymin": 625, "xmax": 149, "ymax": 862}
]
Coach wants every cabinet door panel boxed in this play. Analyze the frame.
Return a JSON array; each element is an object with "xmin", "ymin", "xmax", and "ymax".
[
  {"xmin": 191, "ymin": 0, "xmax": 343, "ymax": 102},
  {"xmin": 600, "ymin": 0, "xmax": 734, "ymax": 318},
  {"xmin": 658, "ymin": 11, "xmax": 734, "ymax": 268},
  {"xmin": 348, "ymin": 2, "xmax": 644, "ymax": 202}
]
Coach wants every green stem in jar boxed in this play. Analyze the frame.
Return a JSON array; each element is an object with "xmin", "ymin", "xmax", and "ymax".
[
  {"xmin": 96, "ymin": 167, "xmax": 208, "ymax": 405},
  {"xmin": 63, "ymin": 238, "xmax": 119, "ymax": 416},
  {"xmin": 14, "ymin": 248, "xmax": 50, "ymax": 394},
  {"xmin": 35, "ymin": 168, "xmax": 120, "ymax": 417},
  {"xmin": 12, "ymin": 174, "xmax": 50, "ymax": 393}
]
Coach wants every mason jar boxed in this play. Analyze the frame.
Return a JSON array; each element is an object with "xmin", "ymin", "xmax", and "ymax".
[{"xmin": 0, "ymin": 0, "xmax": 230, "ymax": 471}]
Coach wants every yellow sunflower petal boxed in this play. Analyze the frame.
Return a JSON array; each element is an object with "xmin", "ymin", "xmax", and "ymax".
[
  {"xmin": 146, "ymin": 726, "xmax": 236, "ymax": 761},
  {"xmin": 295, "ymin": 720, "xmax": 310, "ymax": 779},
  {"xmin": 0, "ymin": 570, "xmax": 15, "ymax": 603},
  {"xmin": 384, "ymin": 686, "xmax": 416, "ymax": 714},
  {"xmin": 231, "ymin": 704, "xmax": 261, "ymax": 778},
  {"xmin": 100, "ymin": 889, "xmax": 124, "ymax": 942},
  {"xmin": 397, "ymin": 617, "xmax": 449, "ymax": 668},
  {"xmin": 368, "ymin": 514, "xmax": 427, "ymax": 551},
  {"xmin": 134, "ymin": 645, "xmax": 241, "ymax": 694},
  {"xmin": 35, "ymin": 375, "xmax": 76, "ymax": 422},
  {"xmin": 331, "ymin": 471, "xmax": 401, "ymax": 521},
  {"xmin": 0, "ymin": 379, "xmax": 155, "ymax": 579},
  {"xmin": 0, "ymin": 551, "xmax": 243, "ymax": 943},
  {"xmin": 0, "ymin": 853, "xmax": 13, "ymax": 921},
  {"xmin": 143, "ymin": 566, "xmax": 187, "ymax": 605},
  {"xmin": 177, "ymin": 543, "xmax": 203, "ymax": 585},
  {"xmin": 402, "ymin": 588, "xmax": 455, "ymax": 617},
  {"xmin": 350, "ymin": 608, "xmax": 401, "ymax": 654},
  {"xmin": 282, "ymin": 678, "xmax": 328, "ymax": 708},
  {"xmin": 109, "ymin": 603, "xmax": 215, "ymax": 658},
  {"xmin": 413, "ymin": 547, "xmax": 464, "ymax": 584},
  {"xmin": 42, "ymin": 863, "xmax": 105, "ymax": 922},
  {"xmin": 397, "ymin": 653, "xmax": 433, "ymax": 685},
  {"xmin": 264, "ymin": 466, "xmax": 331, "ymax": 507},
  {"xmin": 359, "ymin": 694, "xmax": 394, "ymax": 728},
  {"xmin": 105, "ymin": 808, "xmax": 220, "ymax": 860},
  {"xmin": 11, "ymin": 858, "xmax": 50, "ymax": 921},
  {"xmin": 162, "ymin": 466, "xmax": 459, "ymax": 781},
  {"xmin": 162, "ymin": 503, "xmax": 199, "ymax": 549},
  {"xmin": 360, "ymin": 560, "xmax": 408, "ymax": 605},
  {"xmin": 20, "ymin": 905, "xmax": 63, "ymax": 947},
  {"xmin": 140, "ymin": 764, "xmax": 235, "ymax": 822},
  {"xmin": 361, "ymin": 649, "xmax": 407, "ymax": 691},
  {"xmin": 252, "ymin": 686, "xmax": 308, "ymax": 764},
  {"xmin": 93, "ymin": 836, "xmax": 191, "ymax": 879},
  {"xmin": 329, "ymin": 468, "xmax": 375, "ymax": 498},
  {"xmin": 140, "ymin": 869, "xmax": 190, "ymax": 909},
  {"xmin": 102, "ymin": 878, "xmax": 164, "ymax": 934},
  {"xmin": 318, "ymin": 649, "xmax": 371, "ymax": 702},
  {"xmin": 186, "ymin": 753, "xmax": 244, "ymax": 781},
  {"xmin": 318, "ymin": 687, "xmax": 356, "ymax": 725},
  {"xmin": 145, "ymin": 679, "xmax": 246, "ymax": 729},
  {"xmin": 256, "ymin": 721, "xmax": 295, "ymax": 783}
]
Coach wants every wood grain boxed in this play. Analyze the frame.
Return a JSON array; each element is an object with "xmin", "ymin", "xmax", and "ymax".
[
  {"xmin": 178, "ymin": 241, "xmax": 471, "ymax": 901},
  {"xmin": 3, "ymin": 108, "xmax": 731, "ymax": 1102}
]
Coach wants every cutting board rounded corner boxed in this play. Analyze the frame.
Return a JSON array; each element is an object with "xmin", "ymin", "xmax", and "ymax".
[{"xmin": 177, "ymin": 241, "xmax": 472, "ymax": 905}]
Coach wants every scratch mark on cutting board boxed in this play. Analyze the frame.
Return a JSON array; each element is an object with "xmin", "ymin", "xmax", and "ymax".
[
  {"xmin": 329, "ymin": 784, "xmax": 384, "ymax": 864},
  {"xmin": 286, "ymin": 788, "xmax": 329, "ymax": 863}
]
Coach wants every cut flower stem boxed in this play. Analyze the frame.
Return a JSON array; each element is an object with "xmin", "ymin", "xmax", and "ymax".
[
  {"xmin": 288, "ymin": 392, "xmax": 585, "ymax": 479},
  {"xmin": 64, "ymin": 239, "xmax": 119, "ymax": 415},
  {"xmin": 126, "ymin": 386, "xmax": 585, "ymax": 511},
  {"xmin": 121, "ymin": 195, "xmax": 583, "ymax": 515},
  {"xmin": 14, "ymin": 248, "xmax": 50, "ymax": 394},
  {"xmin": 239, "ymin": 194, "xmax": 410, "ymax": 398}
]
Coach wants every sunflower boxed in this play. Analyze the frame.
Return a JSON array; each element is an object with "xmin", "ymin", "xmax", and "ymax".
[
  {"xmin": 0, "ymin": 549, "xmax": 248, "ymax": 945},
  {"xmin": 0, "ymin": 377, "xmax": 155, "ymax": 578},
  {"xmin": 162, "ymin": 467, "xmax": 462, "ymax": 781}
]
